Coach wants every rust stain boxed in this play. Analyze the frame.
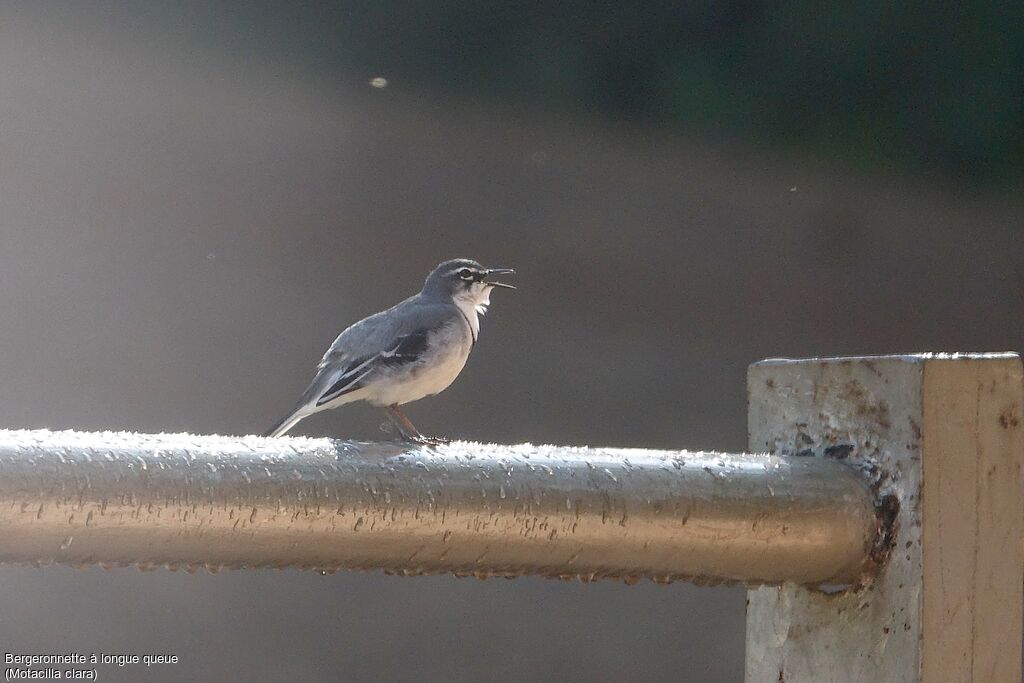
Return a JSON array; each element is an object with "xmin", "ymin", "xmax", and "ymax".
[
  {"xmin": 840, "ymin": 379, "xmax": 892, "ymax": 430},
  {"xmin": 856, "ymin": 399, "xmax": 892, "ymax": 430},
  {"xmin": 866, "ymin": 493, "xmax": 900, "ymax": 576},
  {"xmin": 908, "ymin": 418, "xmax": 922, "ymax": 442},
  {"xmin": 998, "ymin": 408, "xmax": 1019, "ymax": 429},
  {"xmin": 862, "ymin": 360, "xmax": 883, "ymax": 378}
]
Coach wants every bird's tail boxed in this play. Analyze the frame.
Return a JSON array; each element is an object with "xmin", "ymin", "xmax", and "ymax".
[{"xmin": 262, "ymin": 407, "xmax": 310, "ymax": 438}]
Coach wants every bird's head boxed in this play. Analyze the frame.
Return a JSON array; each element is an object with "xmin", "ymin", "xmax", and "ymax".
[{"xmin": 422, "ymin": 258, "xmax": 515, "ymax": 314}]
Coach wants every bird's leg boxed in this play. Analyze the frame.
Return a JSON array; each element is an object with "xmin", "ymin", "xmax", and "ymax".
[
  {"xmin": 381, "ymin": 405, "xmax": 423, "ymax": 442},
  {"xmin": 381, "ymin": 405, "xmax": 449, "ymax": 445}
]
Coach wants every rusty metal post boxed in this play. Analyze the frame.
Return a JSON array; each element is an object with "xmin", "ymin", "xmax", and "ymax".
[{"xmin": 745, "ymin": 354, "xmax": 1024, "ymax": 682}]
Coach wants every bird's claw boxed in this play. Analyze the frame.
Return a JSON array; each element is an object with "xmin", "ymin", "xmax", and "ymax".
[{"xmin": 409, "ymin": 434, "xmax": 450, "ymax": 447}]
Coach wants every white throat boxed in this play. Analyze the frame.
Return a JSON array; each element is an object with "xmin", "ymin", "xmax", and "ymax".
[{"xmin": 451, "ymin": 284, "xmax": 492, "ymax": 340}]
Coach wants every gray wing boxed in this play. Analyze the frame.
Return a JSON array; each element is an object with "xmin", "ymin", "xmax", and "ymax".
[{"xmin": 305, "ymin": 295, "xmax": 463, "ymax": 408}]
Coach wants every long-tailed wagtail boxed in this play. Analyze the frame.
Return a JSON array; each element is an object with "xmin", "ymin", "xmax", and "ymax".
[{"xmin": 264, "ymin": 259, "xmax": 515, "ymax": 441}]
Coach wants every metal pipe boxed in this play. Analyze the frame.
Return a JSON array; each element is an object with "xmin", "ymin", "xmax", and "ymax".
[{"xmin": 0, "ymin": 429, "xmax": 881, "ymax": 585}]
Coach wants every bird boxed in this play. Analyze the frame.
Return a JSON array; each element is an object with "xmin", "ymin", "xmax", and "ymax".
[{"xmin": 263, "ymin": 258, "xmax": 515, "ymax": 441}]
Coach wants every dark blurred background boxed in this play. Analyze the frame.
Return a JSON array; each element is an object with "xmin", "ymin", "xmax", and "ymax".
[{"xmin": 0, "ymin": 2, "xmax": 1021, "ymax": 681}]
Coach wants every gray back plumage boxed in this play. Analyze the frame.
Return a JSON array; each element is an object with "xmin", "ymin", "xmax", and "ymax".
[
  {"xmin": 296, "ymin": 293, "xmax": 463, "ymax": 404},
  {"xmin": 318, "ymin": 293, "xmax": 459, "ymax": 372}
]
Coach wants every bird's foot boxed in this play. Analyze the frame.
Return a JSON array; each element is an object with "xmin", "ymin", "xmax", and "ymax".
[
  {"xmin": 378, "ymin": 421, "xmax": 448, "ymax": 446},
  {"xmin": 409, "ymin": 434, "xmax": 450, "ymax": 447}
]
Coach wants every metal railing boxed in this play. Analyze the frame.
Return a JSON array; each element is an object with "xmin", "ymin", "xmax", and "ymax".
[{"xmin": 0, "ymin": 430, "xmax": 879, "ymax": 585}]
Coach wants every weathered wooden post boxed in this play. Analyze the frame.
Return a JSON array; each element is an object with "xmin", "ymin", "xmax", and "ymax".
[{"xmin": 746, "ymin": 354, "xmax": 1024, "ymax": 682}]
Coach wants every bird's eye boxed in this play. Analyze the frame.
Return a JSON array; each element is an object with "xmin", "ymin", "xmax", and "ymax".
[{"xmin": 458, "ymin": 268, "xmax": 473, "ymax": 280}]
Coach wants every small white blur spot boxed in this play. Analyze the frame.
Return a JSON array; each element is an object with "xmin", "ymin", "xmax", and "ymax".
[{"xmin": 370, "ymin": 77, "xmax": 389, "ymax": 89}]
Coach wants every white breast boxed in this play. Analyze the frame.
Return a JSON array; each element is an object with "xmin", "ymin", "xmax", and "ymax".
[{"xmin": 364, "ymin": 319, "xmax": 473, "ymax": 407}]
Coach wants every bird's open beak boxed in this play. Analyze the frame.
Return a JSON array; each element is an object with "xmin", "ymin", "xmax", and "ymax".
[{"xmin": 483, "ymin": 268, "xmax": 516, "ymax": 289}]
